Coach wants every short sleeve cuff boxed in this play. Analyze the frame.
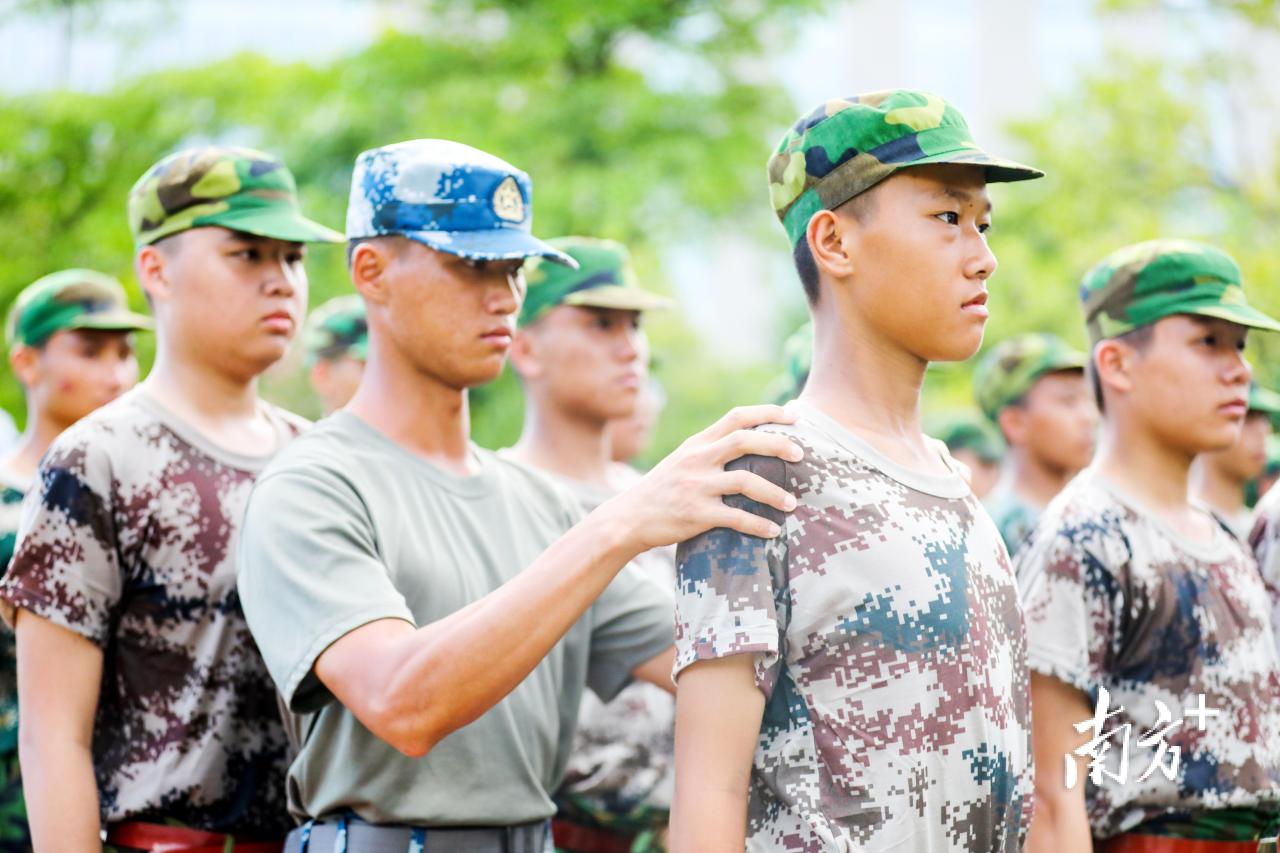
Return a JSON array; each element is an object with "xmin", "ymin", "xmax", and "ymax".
[
  {"xmin": 0, "ymin": 581, "xmax": 109, "ymax": 647},
  {"xmin": 283, "ymin": 604, "xmax": 416, "ymax": 714},
  {"xmin": 673, "ymin": 618, "xmax": 779, "ymax": 684},
  {"xmin": 1027, "ymin": 650, "xmax": 1097, "ymax": 702}
]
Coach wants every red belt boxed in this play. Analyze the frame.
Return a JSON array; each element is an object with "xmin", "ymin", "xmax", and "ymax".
[
  {"xmin": 106, "ymin": 821, "xmax": 284, "ymax": 853},
  {"xmin": 1098, "ymin": 834, "xmax": 1271, "ymax": 853},
  {"xmin": 550, "ymin": 818, "xmax": 636, "ymax": 853}
]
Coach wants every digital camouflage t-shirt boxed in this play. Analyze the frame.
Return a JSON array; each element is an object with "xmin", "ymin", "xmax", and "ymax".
[
  {"xmin": 673, "ymin": 401, "xmax": 1033, "ymax": 853},
  {"xmin": 1018, "ymin": 471, "xmax": 1280, "ymax": 838},
  {"xmin": 1249, "ymin": 484, "xmax": 1280, "ymax": 660},
  {"xmin": 0, "ymin": 389, "xmax": 305, "ymax": 835}
]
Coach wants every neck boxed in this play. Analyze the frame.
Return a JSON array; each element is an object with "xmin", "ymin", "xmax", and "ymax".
[
  {"xmin": 510, "ymin": 396, "xmax": 612, "ymax": 487},
  {"xmin": 2, "ymin": 405, "xmax": 75, "ymax": 481},
  {"xmin": 345, "ymin": 338, "xmax": 474, "ymax": 475},
  {"xmin": 142, "ymin": 342, "xmax": 261, "ymax": 422},
  {"xmin": 1094, "ymin": 415, "xmax": 1194, "ymax": 513},
  {"xmin": 800, "ymin": 309, "xmax": 928, "ymax": 446},
  {"xmin": 1190, "ymin": 457, "xmax": 1246, "ymax": 520},
  {"xmin": 1002, "ymin": 446, "xmax": 1075, "ymax": 508}
]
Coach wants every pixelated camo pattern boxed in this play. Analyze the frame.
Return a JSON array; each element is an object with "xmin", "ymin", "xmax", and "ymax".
[
  {"xmin": 1249, "ymin": 485, "xmax": 1280, "ymax": 662},
  {"xmin": 1017, "ymin": 472, "xmax": 1280, "ymax": 838},
  {"xmin": 674, "ymin": 409, "xmax": 1032, "ymax": 851},
  {"xmin": 0, "ymin": 391, "xmax": 303, "ymax": 835}
]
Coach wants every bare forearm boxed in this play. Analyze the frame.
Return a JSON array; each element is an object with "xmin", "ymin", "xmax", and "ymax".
[
  {"xmin": 21, "ymin": 736, "xmax": 101, "ymax": 851},
  {"xmin": 374, "ymin": 508, "xmax": 638, "ymax": 750},
  {"xmin": 1026, "ymin": 793, "xmax": 1093, "ymax": 853},
  {"xmin": 671, "ymin": 788, "xmax": 748, "ymax": 853}
]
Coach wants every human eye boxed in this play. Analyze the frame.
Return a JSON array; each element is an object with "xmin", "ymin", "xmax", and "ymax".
[
  {"xmin": 935, "ymin": 211, "xmax": 959, "ymax": 225},
  {"xmin": 978, "ymin": 221, "xmax": 992, "ymax": 234}
]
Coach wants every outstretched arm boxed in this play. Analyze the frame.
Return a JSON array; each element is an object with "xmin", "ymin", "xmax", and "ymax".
[{"xmin": 313, "ymin": 405, "xmax": 800, "ymax": 757}]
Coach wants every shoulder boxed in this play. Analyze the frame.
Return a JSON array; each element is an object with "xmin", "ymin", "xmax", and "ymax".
[
  {"xmin": 1020, "ymin": 473, "xmax": 1134, "ymax": 576},
  {"xmin": 38, "ymin": 392, "xmax": 158, "ymax": 477},
  {"xmin": 263, "ymin": 402, "xmax": 313, "ymax": 438}
]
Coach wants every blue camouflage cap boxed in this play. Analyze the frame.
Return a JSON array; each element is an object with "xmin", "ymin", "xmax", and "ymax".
[{"xmin": 345, "ymin": 139, "xmax": 575, "ymax": 267}]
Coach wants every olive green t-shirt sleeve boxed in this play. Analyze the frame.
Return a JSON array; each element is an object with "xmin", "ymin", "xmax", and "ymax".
[
  {"xmin": 238, "ymin": 466, "xmax": 415, "ymax": 715},
  {"xmin": 584, "ymin": 561, "xmax": 675, "ymax": 702}
]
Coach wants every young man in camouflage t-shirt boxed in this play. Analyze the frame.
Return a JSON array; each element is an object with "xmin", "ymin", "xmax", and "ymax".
[
  {"xmin": 973, "ymin": 332, "xmax": 1096, "ymax": 555},
  {"xmin": 0, "ymin": 269, "xmax": 147, "ymax": 848},
  {"xmin": 1019, "ymin": 240, "xmax": 1280, "ymax": 850},
  {"xmin": 506, "ymin": 237, "xmax": 676, "ymax": 852},
  {"xmin": 671, "ymin": 90, "xmax": 1045, "ymax": 852},
  {"xmin": 0, "ymin": 147, "xmax": 343, "ymax": 850}
]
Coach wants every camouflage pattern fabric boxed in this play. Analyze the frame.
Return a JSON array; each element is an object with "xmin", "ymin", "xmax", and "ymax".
[
  {"xmin": 768, "ymin": 90, "xmax": 1042, "ymax": 246},
  {"xmin": 0, "ymin": 390, "xmax": 306, "ymax": 835},
  {"xmin": 1249, "ymin": 483, "xmax": 1280, "ymax": 660},
  {"xmin": 1017, "ymin": 470, "xmax": 1280, "ymax": 838},
  {"xmin": 128, "ymin": 145, "xmax": 343, "ymax": 247},
  {"xmin": 303, "ymin": 294, "xmax": 367, "ymax": 365},
  {"xmin": 982, "ymin": 481, "xmax": 1041, "ymax": 557},
  {"xmin": 973, "ymin": 333, "xmax": 1087, "ymax": 422},
  {"xmin": 0, "ymin": 474, "xmax": 27, "ymax": 850},
  {"xmin": 519, "ymin": 237, "xmax": 671, "ymax": 328},
  {"xmin": 346, "ymin": 139, "xmax": 574, "ymax": 265},
  {"xmin": 1079, "ymin": 239, "xmax": 1280, "ymax": 345},
  {"xmin": 673, "ymin": 401, "xmax": 1033, "ymax": 852},
  {"xmin": 5, "ymin": 269, "xmax": 152, "ymax": 349},
  {"xmin": 1251, "ymin": 383, "xmax": 1280, "ymax": 418}
]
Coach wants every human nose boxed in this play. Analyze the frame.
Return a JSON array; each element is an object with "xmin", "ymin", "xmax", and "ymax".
[{"xmin": 965, "ymin": 230, "xmax": 997, "ymax": 281}]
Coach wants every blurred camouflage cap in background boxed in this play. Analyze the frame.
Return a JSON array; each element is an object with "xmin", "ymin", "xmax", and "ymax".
[
  {"xmin": 973, "ymin": 332, "xmax": 1087, "ymax": 422},
  {"xmin": 303, "ymin": 294, "xmax": 367, "ymax": 365},
  {"xmin": 6, "ymin": 268, "xmax": 152, "ymax": 348},
  {"xmin": 1079, "ymin": 239, "xmax": 1280, "ymax": 345},
  {"xmin": 519, "ymin": 237, "xmax": 671, "ymax": 327}
]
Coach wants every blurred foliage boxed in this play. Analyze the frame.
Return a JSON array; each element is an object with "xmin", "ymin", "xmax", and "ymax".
[
  {"xmin": 0, "ymin": 0, "xmax": 815, "ymax": 458},
  {"xmin": 924, "ymin": 45, "xmax": 1280, "ymax": 418},
  {"xmin": 2, "ymin": 0, "xmax": 1280, "ymax": 462}
]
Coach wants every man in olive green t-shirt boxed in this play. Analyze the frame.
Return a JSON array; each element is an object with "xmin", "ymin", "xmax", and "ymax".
[{"xmin": 237, "ymin": 140, "xmax": 800, "ymax": 852}]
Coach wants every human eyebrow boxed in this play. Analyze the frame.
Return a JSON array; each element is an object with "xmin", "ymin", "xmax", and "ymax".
[{"xmin": 933, "ymin": 186, "xmax": 993, "ymax": 213}]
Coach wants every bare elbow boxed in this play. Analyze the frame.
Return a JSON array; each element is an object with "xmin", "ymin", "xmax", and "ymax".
[{"xmin": 360, "ymin": 689, "xmax": 444, "ymax": 758}]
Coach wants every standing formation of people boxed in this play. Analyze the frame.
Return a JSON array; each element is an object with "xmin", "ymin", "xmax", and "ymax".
[{"xmin": 0, "ymin": 88, "xmax": 1275, "ymax": 853}]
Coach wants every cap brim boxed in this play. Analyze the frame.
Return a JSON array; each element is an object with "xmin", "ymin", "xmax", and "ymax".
[
  {"xmin": 1185, "ymin": 303, "xmax": 1280, "ymax": 334},
  {"xmin": 1249, "ymin": 386, "xmax": 1280, "ymax": 416},
  {"xmin": 1042, "ymin": 352, "xmax": 1089, "ymax": 373},
  {"xmin": 908, "ymin": 147, "xmax": 1045, "ymax": 183},
  {"xmin": 207, "ymin": 206, "xmax": 345, "ymax": 244},
  {"xmin": 563, "ymin": 285, "xmax": 674, "ymax": 313},
  {"xmin": 404, "ymin": 229, "xmax": 579, "ymax": 268},
  {"xmin": 68, "ymin": 311, "xmax": 154, "ymax": 334}
]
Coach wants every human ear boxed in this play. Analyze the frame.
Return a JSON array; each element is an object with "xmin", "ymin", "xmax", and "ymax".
[
  {"xmin": 351, "ymin": 243, "xmax": 391, "ymax": 306},
  {"xmin": 135, "ymin": 245, "xmax": 171, "ymax": 306},
  {"xmin": 807, "ymin": 210, "xmax": 856, "ymax": 281},
  {"xmin": 508, "ymin": 329, "xmax": 542, "ymax": 381},
  {"xmin": 9, "ymin": 345, "xmax": 39, "ymax": 389},
  {"xmin": 1094, "ymin": 340, "xmax": 1135, "ymax": 400}
]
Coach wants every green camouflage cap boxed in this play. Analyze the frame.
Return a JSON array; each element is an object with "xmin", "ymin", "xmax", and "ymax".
[
  {"xmin": 769, "ymin": 89, "xmax": 1044, "ymax": 246},
  {"xmin": 6, "ymin": 269, "xmax": 153, "ymax": 348},
  {"xmin": 929, "ymin": 411, "xmax": 1005, "ymax": 464},
  {"xmin": 518, "ymin": 237, "xmax": 672, "ymax": 328},
  {"xmin": 973, "ymin": 333, "xmax": 1087, "ymax": 422},
  {"xmin": 128, "ymin": 145, "xmax": 344, "ymax": 248},
  {"xmin": 303, "ymin": 294, "xmax": 367, "ymax": 365},
  {"xmin": 1080, "ymin": 239, "xmax": 1280, "ymax": 345},
  {"xmin": 1250, "ymin": 383, "xmax": 1280, "ymax": 417}
]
